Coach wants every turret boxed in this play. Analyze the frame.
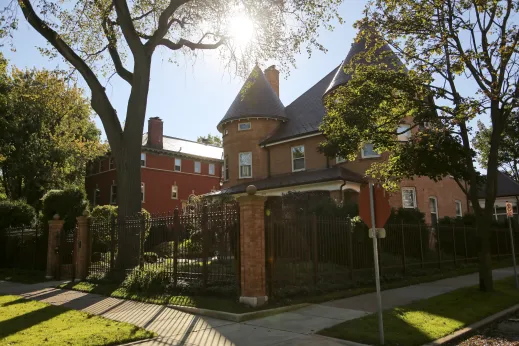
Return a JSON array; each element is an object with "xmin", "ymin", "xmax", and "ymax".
[{"xmin": 218, "ymin": 65, "xmax": 287, "ymax": 188}]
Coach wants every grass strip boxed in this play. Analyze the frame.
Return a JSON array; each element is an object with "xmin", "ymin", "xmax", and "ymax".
[
  {"xmin": 0, "ymin": 294, "xmax": 154, "ymax": 345},
  {"xmin": 319, "ymin": 277, "xmax": 519, "ymax": 346}
]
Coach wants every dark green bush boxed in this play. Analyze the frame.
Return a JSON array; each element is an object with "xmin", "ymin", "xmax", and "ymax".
[
  {"xmin": 90, "ymin": 205, "xmax": 118, "ymax": 222},
  {"xmin": 387, "ymin": 207, "xmax": 426, "ymax": 224},
  {"xmin": 143, "ymin": 252, "xmax": 158, "ymax": 263},
  {"xmin": 41, "ymin": 188, "xmax": 89, "ymax": 231},
  {"xmin": 153, "ymin": 241, "xmax": 175, "ymax": 258},
  {"xmin": 0, "ymin": 200, "xmax": 36, "ymax": 230}
]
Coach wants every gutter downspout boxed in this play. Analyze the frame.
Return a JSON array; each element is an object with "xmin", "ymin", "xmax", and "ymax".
[
  {"xmin": 339, "ymin": 180, "xmax": 347, "ymax": 204},
  {"xmin": 267, "ymin": 146, "xmax": 271, "ymax": 178}
]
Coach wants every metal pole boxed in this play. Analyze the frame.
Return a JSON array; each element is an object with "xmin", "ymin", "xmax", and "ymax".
[
  {"xmin": 369, "ymin": 182, "xmax": 384, "ymax": 345},
  {"xmin": 508, "ymin": 216, "xmax": 518, "ymax": 289}
]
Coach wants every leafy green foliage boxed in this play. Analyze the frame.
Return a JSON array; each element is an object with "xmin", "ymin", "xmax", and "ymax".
[
  {"xmin": 0, "ymin": 57, "xmax": 106, "ymax": 207},
  {"xmin": 41, "ymin": 188, "xmax": 89, "ymax": 231},
  {"xmin": 387, "ymin": 208, "xmax": 425, "ymax": 224},
  {"xmin": 90, "ymin": 205, "xmax": 118, "ymax": 223},
  {"xmin": 0, "ymin": 200, "xmax": 36, "ymax": 229},
  {"xmin": 473, "ymin": 115, "xmax": 519, "ymax": 182},
  {"xmin": 196, "ymin": 134, "xmax": 222, "ymax": 147}
]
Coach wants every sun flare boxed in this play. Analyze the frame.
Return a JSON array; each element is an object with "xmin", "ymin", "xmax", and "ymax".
[{"xmin": 228, "ymin": 14, "xmax": 254, "ymax": 46}]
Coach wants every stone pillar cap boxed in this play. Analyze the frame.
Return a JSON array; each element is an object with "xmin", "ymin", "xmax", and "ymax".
[{"xmin": 246, "ymin": 185, "xmax": 257, "ymax": 195}]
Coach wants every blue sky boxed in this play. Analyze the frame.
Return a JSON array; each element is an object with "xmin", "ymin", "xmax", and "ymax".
[{"xmin": 2, "ymin": 1, "xmax": 369, "ymax": 142}]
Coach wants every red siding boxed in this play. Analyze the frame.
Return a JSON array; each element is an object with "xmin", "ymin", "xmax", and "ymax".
[{"xmin": 86, "ymin": 152, "xmax": 222, "ymax": 213}]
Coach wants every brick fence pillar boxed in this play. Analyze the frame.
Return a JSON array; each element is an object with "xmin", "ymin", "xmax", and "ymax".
[
  {"xmin": 75, "ymin": 215, "xmax": 91, "ymax": 281},
  {"xmin": 46, "ymin": 215, "xmax": 64, "ymax": 279},
  {"xmin": 237, "ymin": 185, "xmax": 268, "ymax": 307}
]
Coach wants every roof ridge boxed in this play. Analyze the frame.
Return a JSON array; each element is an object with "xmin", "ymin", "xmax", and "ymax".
[
  {"xmin": 285, "ymin": 66, "xmax": 340, "ymax": 110},
  {"xmin": 162, "ymin": 135, "xmax": 223, "ymax": 148}
]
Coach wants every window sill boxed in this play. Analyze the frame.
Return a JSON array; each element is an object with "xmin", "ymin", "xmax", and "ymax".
[
  {"xmin": 361, "ymin": 155, "xmax": 381, "ymax": 159},
  {"xmin": 238, "ymin": 176, "xmax": 253, "ymax": 179},
  {"xmin": 292, "ymin": 168, "xmax": 306, "ymax": 172}
]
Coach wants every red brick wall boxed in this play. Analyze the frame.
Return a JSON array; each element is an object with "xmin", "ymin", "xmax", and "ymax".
[
  {"xmin": 86, "ymin": 152, "xmax": 222, "ymax": 214},
  {"xmin": 388, "ymin": 176, "xmax": 469, "ymax": 224}
]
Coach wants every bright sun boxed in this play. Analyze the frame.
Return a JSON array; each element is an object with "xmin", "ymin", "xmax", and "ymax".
[{"xmin": 228, "ymin": 14, "xmax": 254, "ymax": 46}]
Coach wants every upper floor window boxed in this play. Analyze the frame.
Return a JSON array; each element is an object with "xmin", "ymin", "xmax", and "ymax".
[
  {"xmin": 361, "ymin": 143, "xmax": 381, "ymax": 158},
  {"xmin": 209, "ymin": 163, "xmax": 215, "ymax": 175},
  {"xmin": 110, "ymin": 185, "xmax": 117, "ymax": 205},
  {"xmin": 141, "ymin": 182, "xmax": 145, "ymax": 203},
  {"xmin": 93, "ymin": 186, "xmax": 100, "ymax": 206},
  {"xmin": 98, "ymin": 160, "xmax": 103, "ymax": 173},
  {"xmin": 238, "ymin": 122, "xmax": 251, "ymax": 131},
  {"xmin": 336, "ymin": 156, "xmax": 346, "ymax": 164},
  {"xmin": 455, "ymin": 200, "xmax": 463, "ymax": 217},
  {"xmin": 224, "ymin": 156, "xmax": 230, "ymax": 180},
  {"xmin": 194, "ymin": 161, "xmax": 201, "ymax": 174},
  {"xmin": 140, "ymin": 153, "xmax": 146, "ymax": 167},
  {"xmin": 402, "ymin": 187, "xmax": 416, "ymax": 209},
  {"xmin": 292, "ymin": 145, "xmax": 305, "ymax": 172},
  {"xmin": 239, "ymin": 152, "xmax": 252, "ymax": 178},
  {"xmin": 224, "ymin": 129, "xmax": 229, "ymax": 136},
  {"xmin": 109, "ymin": 157, "xmax": 115, "ymax": 170},
  {"xmin": 174, "ymin": 158, "xmax": 181, "ymax": 171},
  {"xmin": 171, "ymin": 185, "xmax": 178, "ymax": 199},
  {"xmin": 397, "ymin": 124, "xmax": 412, "ymax": 141}
]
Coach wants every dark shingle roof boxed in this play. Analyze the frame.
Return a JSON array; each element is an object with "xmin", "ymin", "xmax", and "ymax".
[
  {"xmin": 210, "ymin": 166, "xmax": 364, "ymax": 195},
  {"xmin": 261, "ymin": 67, "xmax": 338, "ymax": 145},
  {"xmin": 262, "ymin": 37, "xmax": 404, "ymax": 145},
  {"xmin": 477, "ymin": 171, "xmax": 519, "ymax": 198},
  {"xmin": 217, "ymin": 65, "xmax": 287, "ymax": 129}
]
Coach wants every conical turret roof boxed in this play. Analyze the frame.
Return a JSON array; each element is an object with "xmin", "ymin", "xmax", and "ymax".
[
  {"xmin": 324, "ymin": 36, "xmax": 404, "ymax": 96},
  {"xmin": 218, "ymin": 65, "xmax": 287, "ymax": 129}
]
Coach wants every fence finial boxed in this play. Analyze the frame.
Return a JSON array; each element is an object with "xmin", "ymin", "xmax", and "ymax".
[
  {"xmin": 246, "ymin": 185, "xmax": 257, "ymax": 196},
  {"xmin": 53, "ymin": 214, "xmax": 60, "ymax": 220}
]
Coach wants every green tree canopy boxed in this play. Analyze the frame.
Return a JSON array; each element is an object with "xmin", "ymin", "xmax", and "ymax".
[
  {"xmin": 0, "ymin": 55, "xmax": 106, "ymax": 207},
  {"xmin": 319, "ymin": 1, "xmax": 519, "ymax": 291},
  {"xmin": 197, "ymin": 134, "xmax": 222, "ymax": 147},
  {"xmin": 473, "ymin": 115, "xmax": 519, "ymax": 182}
]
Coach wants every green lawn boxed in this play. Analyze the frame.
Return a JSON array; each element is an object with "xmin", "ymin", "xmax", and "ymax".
[
  {"xmin": 58, "ymin": 281, "xmax": 258, "ymax": 313},
  {"xmin": 0, "ymin": 295, "xmax": 154, "ymax": 345},
  {"xmin": 319, "ymin": 277, "xmax": 519, "ymax": 346}
]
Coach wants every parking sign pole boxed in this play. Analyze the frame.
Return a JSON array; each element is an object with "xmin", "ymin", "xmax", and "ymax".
[
  {"xmin": 507, "ymin": 202, "xmax": 518, "ymax": 289},
  {"xmin": 369, "ymin": 182, "xmax": 384, "ymax": 345}
]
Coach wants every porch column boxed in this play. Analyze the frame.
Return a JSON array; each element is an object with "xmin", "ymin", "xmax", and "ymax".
[
  {"xmin": 238, "ymin": 185, "xmax": 268, "ymax": 307},
  {"xmin": 75, "ymin": 215, "xmax": 91, "ymax": 281},
  {"xmin": 46, "ymin": 215, "xmax": 64, "ymax": 279}
]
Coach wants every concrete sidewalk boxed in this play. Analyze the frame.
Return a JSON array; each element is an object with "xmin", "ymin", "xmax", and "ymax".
[{"xmin": 0, "ymin": 267, "xmax": 515, "ymax": 346}]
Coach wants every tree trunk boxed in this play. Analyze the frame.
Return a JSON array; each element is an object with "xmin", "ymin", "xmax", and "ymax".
[
  {"xmin": 475, "ymin": 213, "xmax": 494, "ymax": 291},
  {"xmin": 114, "ymin": 54, "xmax": 152, "ymax": 270}
]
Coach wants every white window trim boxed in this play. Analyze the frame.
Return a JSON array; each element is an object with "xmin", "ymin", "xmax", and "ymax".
[
  {"xmin": 209, "ymin": 163, "xmax": 215, "ymax": 175},
  {"xmin": 171, "ymin": 185, "xmax": 178, "ymax": 200},
  {"xmin": 109, "ymin": 157, "xmax": 115, "ymax": 170},
  {"xmin": 224, "ymin": 156, "xmax": 229, "ymax": 181},
  {"xmin": 93, "ymin": 185, "xmax": 99, "ymax": 206},
  {"xmin": 397, "ymin": 124, "xmax": 412, "ymax": 142},
  {"xmin": 336, "ymin": 156, "xmax": 346, "ymax": 164},
  {"xmin": 455, "ymin": 200, "xmax": 463, "ymax": 217},
  {"xmin": 141, "ymin": 182, "xmax": 145, "ymax": 203},
  {"xmin": 110, "ymin": 185, "xmax": 117, "ymax": 205},
  {"xmin": 291, "ymin": 145, "xmax": 306, "ymax": 172},
  {"xmin": 141, "ymin": 153, "xmax": 146, "ymax": 167},
  {"xmin": 174, "ymin": 158, "xmax": 182, "ymax": 172},
  {"xmin": 401, "ymin": 187, "xmax": 417, "ymax": 209},
  {"xmin": 361, "ymin": 143, "xmax": 381, "ymax": 159},
  {"xmin": 194, "ymin": 161, "xmax": 201, "ymax": 174},
  {"xmin": 238, "ymin": 152, "xmax": 253, "ymax": 179},
  {"xmin": 238, "ymin": 122, "xmax": 251, "ymax": 131},
  {"xmin": 429, "ymin": 196, "xmax": 438, "ymax": 217}
]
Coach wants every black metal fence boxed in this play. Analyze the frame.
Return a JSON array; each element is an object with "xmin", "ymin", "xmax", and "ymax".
[
  {"xmin": 0, "ymin": 225, "xmax": 45, "ymax": 271},
  {"xmin": 88, "ymin": 201, "xmax": 240, "ymax": 296},
  {"xmin": 265, "ymin": 214, "xmax": 519, "ymax": 299}
]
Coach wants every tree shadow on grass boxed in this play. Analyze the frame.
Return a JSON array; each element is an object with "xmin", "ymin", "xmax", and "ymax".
[{"xmin": 0, "ymin": 305, "xmax": 64, "ymax": 339}]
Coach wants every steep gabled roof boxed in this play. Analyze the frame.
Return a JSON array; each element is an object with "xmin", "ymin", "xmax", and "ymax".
[
  {"xmin": 477, "ymin": 171, "xmax": 519, "ymax": 199},
  {"xmin": 142, "ymin": 134, "xmax": 223, "ymax": 161},
  {"xmin": 217, "ymin": 65, "xmax": 287, "ymax": 129},
  {"xmin": 261, "ymin": 67, "xmax": 338, "ymax": 145}
]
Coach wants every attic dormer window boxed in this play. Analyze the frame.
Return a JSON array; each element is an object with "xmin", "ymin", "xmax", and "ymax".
[{"xmin": 238, "ymin": 122, "xmax": 251, "ymax": 131}]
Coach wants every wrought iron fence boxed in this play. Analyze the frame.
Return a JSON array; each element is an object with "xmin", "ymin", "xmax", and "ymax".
[
  {"xmin": 0, "ymin": 225, "xmax": 44, "ymax": 271},
  {"xmin": 88, "ymin": 201, "xmax": 240, "ymax": 296},
  {"xmin": 265, "ymin": 214, "xmax": 519, "ymax": 299}
]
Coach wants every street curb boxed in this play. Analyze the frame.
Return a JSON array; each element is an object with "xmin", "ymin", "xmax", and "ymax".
[
  {"xmin": 168, "ymin": 303, "xmax": 310, "ymax": 322},
  {"xmin": 423, "ymin": 303, "xmax": 519, "ymax": 345}
]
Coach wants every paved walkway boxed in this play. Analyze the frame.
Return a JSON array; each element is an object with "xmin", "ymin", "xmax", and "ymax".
[{"xmin": 0, "ymin": 267, "xmax": 515, "ymax": 346}]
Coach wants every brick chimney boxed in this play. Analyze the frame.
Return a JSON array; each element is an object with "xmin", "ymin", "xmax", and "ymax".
[
  {"xmin": 264, "ymin": 65, "xmax": 279, "ymax": 97},
  {"xmin": 147, "ymin": 117, "xmax": 163, "ymax": 149}
]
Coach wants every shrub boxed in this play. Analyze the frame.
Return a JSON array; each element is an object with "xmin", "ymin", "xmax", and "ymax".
[
  {"xmin": 90, "ymin": 205, "xmax": 118, "ymax": 222},
  {"xmin": 180, "ymin": 239, "xmax": 203, "ymax": 258},
  {"xmin": 143, "ymin": 252, "xmax": 158, "ymax": 263},
  {"xmin": 0, "ymin": 200, "xmax": 36, "ymax": 230},
  {"xmin": 388, "ymin": 207, "xmax": 426, "ymax": 224},
  {"xmin": 153, "ymin": 241, "xmax": 175, "ymax": 258},
  {"xmin": 41, "ymin": 188, "xmax": 88, "ymax": 231}
]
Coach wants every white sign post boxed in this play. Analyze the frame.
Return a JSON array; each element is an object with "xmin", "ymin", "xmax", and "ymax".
[
  {"xmin": 369, "ymin": 182, "xmax": 384, "ymax": 345},
  {"xmin": 506, "ymin": 202, "xmax": 518, "ymax": 289}
]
